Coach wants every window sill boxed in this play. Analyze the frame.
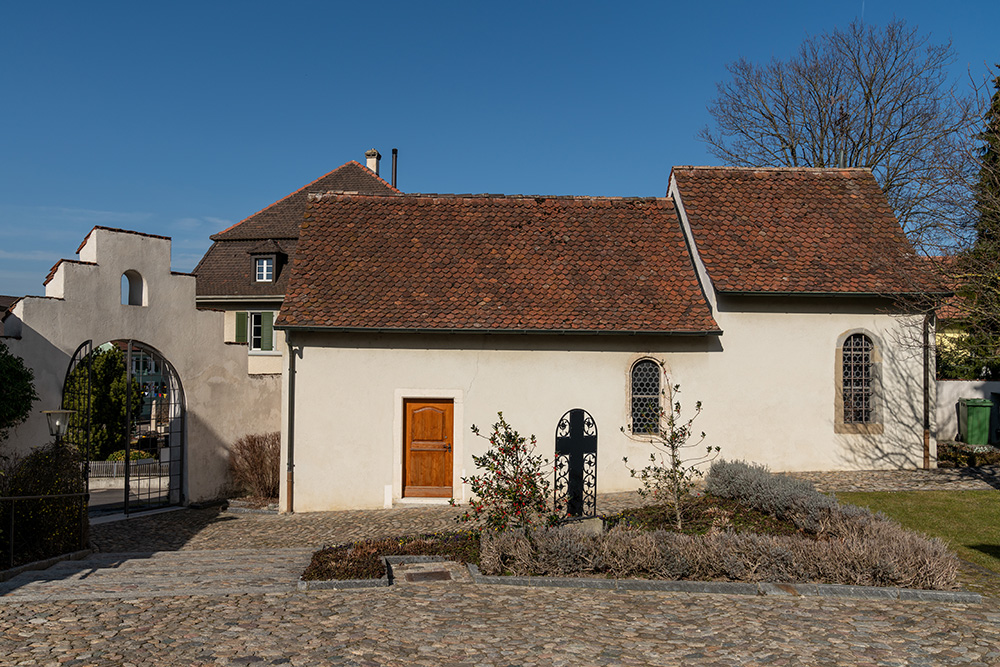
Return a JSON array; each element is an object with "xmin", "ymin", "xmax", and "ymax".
[
  {"xmin": 835, "ymin": 422, "xmax": 884, "ymax": 435},
  {"xmin": 249, "ymin": 350, "xmax": 282, "ymax": 357}
]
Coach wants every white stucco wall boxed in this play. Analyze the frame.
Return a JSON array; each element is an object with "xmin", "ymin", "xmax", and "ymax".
[
  {"xmin": 281, "ymin": 301, "xmax": 929, "ymax": 512},
  {"xmin": 1, "ymin": 228, "xmax": 281, "ymax": 502}
]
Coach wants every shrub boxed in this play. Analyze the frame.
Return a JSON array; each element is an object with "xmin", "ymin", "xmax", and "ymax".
[
  {"xmin": 106, "ymin": 449, "xmax": 155, "ymax": 462},
  {"xmin": 454, "ymin": 412, "xmax": 559, "ymax": 531},
  {"xmin": 622, "ymin": 381, "xmax": 719, "ymax": 530},
  {"xmin": 705, "ymin": 459, "xmax": 839, "ymax": 533},
  {"xmin": 0, "ymin": 442, "xmax": 88, "ymax": 568},
  {"xmin": 478, "ymin": 522, "xmax": 958, "ymax": 589},
  {"xmin": 937, "ymin": 441, "xmax": 1000, "ymax": 467},
  {"xmin": 229, "ymin": 432, "xmax": 280, "ymax": 499},
  {"xmin": 0, "ymin": 340, "xmax": 38, "ymax": 443}
]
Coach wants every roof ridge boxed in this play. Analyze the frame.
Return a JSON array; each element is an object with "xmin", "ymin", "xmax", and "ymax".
[
  {"xmin": 673, "ymin": 165, "xmax": 872, "ymax": 173},
  {"xmin": 308, "ymin": 192, "xmax": 668, "ymax": 203},
  {"xmin": 210, "ymin": 162, "xmax": 357, "ymax": 238},
  {"xmin": 351, "ymin": 159, "xmax": 402, "ymax": 195}
]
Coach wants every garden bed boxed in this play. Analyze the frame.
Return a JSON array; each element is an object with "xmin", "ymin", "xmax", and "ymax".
[{"xmin": 301, "ymin": 461, "xmax": 962, "ymax": 591}]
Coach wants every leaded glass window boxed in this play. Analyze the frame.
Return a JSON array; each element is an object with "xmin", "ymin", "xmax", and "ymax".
[
  {"xmin": 631, "ymin": 360, "xmax": 661, "ymax": 434},
  {"xmin": 842, "ymin": 333, "xmax": 873, "ymax": 423}
]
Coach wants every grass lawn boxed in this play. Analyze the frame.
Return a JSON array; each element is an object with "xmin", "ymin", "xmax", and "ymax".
[{"xmin": 837, "ymin": 490, "xmax": 1000, "ymax": 574}]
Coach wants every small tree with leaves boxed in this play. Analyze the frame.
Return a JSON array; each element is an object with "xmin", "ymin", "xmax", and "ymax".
[
  {"xmin": 453, "ymin": 412, "xmax": 559, "ymax": 531},
  {"xmin": 0, "ymin": 340, "xmax": 38, "ymax": 443},
  {"xmin": 62, "ymin": 346, "xmax": 143, "ymax": 460},
  {"xmin": 623, "ymin": 379, "xmax": 718, "ymax": 530}
]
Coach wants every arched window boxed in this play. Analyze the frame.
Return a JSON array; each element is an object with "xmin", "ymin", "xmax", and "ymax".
[
  {"xmin": 121, "ymin": 270, "xmax": 145, "ymax": 306},
  {"xmin": 842, "ymin": 333, "xmax": 873, "ymax": 423},
  {"xmin": 836, "ymin": 331, "xmax": 883, "ymax": 434},
  {"xmin": 630, "ymin": 359, "xmax": 661, "ymax": 435}
]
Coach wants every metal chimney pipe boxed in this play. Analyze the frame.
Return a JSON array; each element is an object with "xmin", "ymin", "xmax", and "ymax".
[{"xmin": 391, "ymin": 148, "xmax": 398, "ymax": 189}]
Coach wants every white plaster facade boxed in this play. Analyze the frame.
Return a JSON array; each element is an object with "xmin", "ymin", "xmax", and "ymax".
[
  {"xmin": 279, "ymin": 302, "xmax": 931, "ymax": 513},
  {"xmin": 1, "ymin": 228, "xmax": 281, "ymax": 502}
]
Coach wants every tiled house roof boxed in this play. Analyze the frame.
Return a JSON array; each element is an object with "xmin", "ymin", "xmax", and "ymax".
[
  {"xmin": 195, "ymin": 161, "xmax": 398, "ymax": 297},
  {"xmin": 925, "ymin": 255, "xmax": 964, "ymax": 321},
  {"xmin": 276, "ymin": 194, "xmax": 721, "ymax": 334},
  {"xmin": 672, "ymin": 167, "xmax": 946, "ymax": 295}
]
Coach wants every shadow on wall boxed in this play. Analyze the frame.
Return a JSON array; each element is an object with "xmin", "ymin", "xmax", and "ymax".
[
  {"xmin": 1, "ymin": 325, "xmax": 72, "ymax": 456},
  {"xmin": 834, "ymin": 318, "xmax": 929, "ymax": 470},
  {"xmin": 182, "ymin": 407, "xmax": 238, "ymax": 505}
]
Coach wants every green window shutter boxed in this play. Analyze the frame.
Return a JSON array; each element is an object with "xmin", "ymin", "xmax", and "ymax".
[
  {"xmin": 261, "ymin": 312, "xmax": 274, "ymax": 351},
  {"xmin": 235, "ymin": 312, "xmax": 248, "ymax": 344}
]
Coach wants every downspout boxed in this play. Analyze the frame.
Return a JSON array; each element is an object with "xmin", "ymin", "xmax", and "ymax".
[
  {"xmin": 285, "ymin": 333, "xmax": 296, "ymax": 513},
  {"xmin": 923, "ymin": 314, "xmax": 931, "ymax": 469}
]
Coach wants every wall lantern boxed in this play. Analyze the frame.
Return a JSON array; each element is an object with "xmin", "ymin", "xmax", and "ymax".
[{"xmin": 43, "ymin": 409, "xmax": 76, "ymax": 441}]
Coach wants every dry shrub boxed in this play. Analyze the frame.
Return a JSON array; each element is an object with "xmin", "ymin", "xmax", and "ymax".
[
  {"xmin": 593, "ymin": 527, "xmax": 665, "ymax": 578},
  {"xmin": 479, "ymin": 530, "xmax": 536, "ymax": 576},
  {"xmin": 229, "ymin": 432, "xmax": 280, "ymax": 499},
  {"xmin": 532, "ymin": 525, "xmax": 601, "ymax": 575},
  {"xmin": 479, "ymin": 520, "xmax": 959, "ymax": 589}
]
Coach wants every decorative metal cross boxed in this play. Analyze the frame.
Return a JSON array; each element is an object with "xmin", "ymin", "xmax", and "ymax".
[{"xmin": 554, "ymin": 408, "xmax": 598, "ymax": 517}]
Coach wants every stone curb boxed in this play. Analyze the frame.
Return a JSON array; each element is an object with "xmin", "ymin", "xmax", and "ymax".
[
  {"xmin": 0, "ymin": 548, "xmax": 93, "ymax": 583},
  {"xmin": 465, "ymin": 565, "xmax": 983, "ymax": 603}
]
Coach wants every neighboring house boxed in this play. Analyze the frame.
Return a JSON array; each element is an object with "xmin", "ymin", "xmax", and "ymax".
[
  {"xmin": 192, "ymin": 152, "xmax": 399, "ymax": 375},
  {"xmin": 274, "ymin": 167, "xmax": 945, "ymax": 512},
  {"xmin": 0, "ymin": 295, "xmax": 18, "ymax": 336}
]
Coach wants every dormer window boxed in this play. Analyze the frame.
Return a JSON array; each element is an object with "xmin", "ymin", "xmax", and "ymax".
[{"xmin": 255, "ymin": 257, "xmax": 274, "ymax": 283}]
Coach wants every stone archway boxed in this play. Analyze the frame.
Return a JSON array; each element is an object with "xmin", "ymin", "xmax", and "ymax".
[{"xmin": 63, "ymin": 339, "xmax": 185, "ymax": 514}]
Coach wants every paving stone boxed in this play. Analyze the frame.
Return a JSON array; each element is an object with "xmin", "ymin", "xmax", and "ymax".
[{"xmin": 2, "ymin": 479, "xmax": 999, "ymax": 665}]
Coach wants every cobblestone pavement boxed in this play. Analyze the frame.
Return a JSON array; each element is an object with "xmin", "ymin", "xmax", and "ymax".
[
  {"xmin": 789, "ymin": 465, "xmax": 1000, "ymax": 492},
  {"xmin": 3, "ymin": 581, "xmax": 999, "ymax": 665},
  {"xmin": 2, "ymin": 475, "xmax": 1000, "ymax": 665}
]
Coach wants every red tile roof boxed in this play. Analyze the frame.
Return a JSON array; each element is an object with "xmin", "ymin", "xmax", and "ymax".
[
  {"xmin": 672, "ymin": 167, "xmax": 945, "ymax": 295},
  {"xmin": 277, "ymin": 194, "xmax": 721, "ymax": 333},
  {"xmin": 211, "ymin": 161, "xmax": 399, "ymax": 242},
  {"xmin": 195, "ymin": 161, "xmax": 398, "ymax": 297},
  {"xmin": 925, "ymin": 255, "xmax": 964, "ymax": 321}
]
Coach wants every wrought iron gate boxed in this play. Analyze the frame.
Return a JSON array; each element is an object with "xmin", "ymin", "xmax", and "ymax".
[
  {"xmin": 62, "ymin": 340, "xmax": 93, "ymax": 469},
  {"xmin": 554, "ymin": 408, "xmax": 598, "ymax": 517},
  {"xmin": 62, "ymin": 340, "xmax": 185, "ymax": 514}
]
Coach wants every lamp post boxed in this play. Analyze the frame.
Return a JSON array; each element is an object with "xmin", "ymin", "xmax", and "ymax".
[{"xmin": 43, "ymin": 409, "xmax": 75, "ymax": 445}]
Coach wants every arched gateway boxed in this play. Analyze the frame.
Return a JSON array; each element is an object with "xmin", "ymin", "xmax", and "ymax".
[
  {"xmin": 63, "ymin": 340, "xmax": 185, "ymax": 513},
  {"xmin": 1, "ymin": 227, "xmax": 281, "ymax": 510}
]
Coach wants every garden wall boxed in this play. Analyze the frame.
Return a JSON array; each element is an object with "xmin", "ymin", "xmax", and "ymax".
[{"xmin": 936, "ymin": 380, "xmax": 1000, "ymax": 444}]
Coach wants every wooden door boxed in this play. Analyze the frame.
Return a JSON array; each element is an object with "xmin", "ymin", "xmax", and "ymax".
[{"xmin": 403, "ymin": 399, "xmax": 454, "ymax": 497}]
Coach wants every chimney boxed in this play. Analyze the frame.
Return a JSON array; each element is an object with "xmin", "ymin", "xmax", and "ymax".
[{"xmin": 365, "ymin": 149, "xmax": 381, "ymax": 176}]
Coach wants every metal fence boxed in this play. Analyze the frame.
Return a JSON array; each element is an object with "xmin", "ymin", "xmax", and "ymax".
[
  {"xmin": 1, "ymin": 493, "xmax": 89, "ymax": 570},
  {"xmin": 88, "ymin": 460, "xmax": 169, "ymax": 479}
]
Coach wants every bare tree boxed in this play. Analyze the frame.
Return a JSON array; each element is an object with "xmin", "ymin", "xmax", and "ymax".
[
  {"xmin": 937, "ymin": 68, "xmax": 1000, "ymax": 379},
  {"xmin": 700, "ymin": 19, "xmax": 980, "ymax": 251}
]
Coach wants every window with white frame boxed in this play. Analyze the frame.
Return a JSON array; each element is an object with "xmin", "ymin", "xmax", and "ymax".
[
  {"xmin": 236, "ymin": 311, "xmax": 275, "ymax": 352},
  {"xmin": 255, "ymin": 257, "xmax": 274, "ymax": 282},
  {"xmin": 629, "ymin": 359, "xmax": 662, "ymax": 435}
]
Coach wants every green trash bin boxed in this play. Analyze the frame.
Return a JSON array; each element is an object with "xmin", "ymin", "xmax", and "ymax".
[{"xmin": 958, "ymin": 398, "xmax": 994, "ymax": 446}]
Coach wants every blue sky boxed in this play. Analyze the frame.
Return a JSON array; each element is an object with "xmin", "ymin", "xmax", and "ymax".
[{"xmin": 1, "ymin": 1, "xmax": 997, "ymax": 297}]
